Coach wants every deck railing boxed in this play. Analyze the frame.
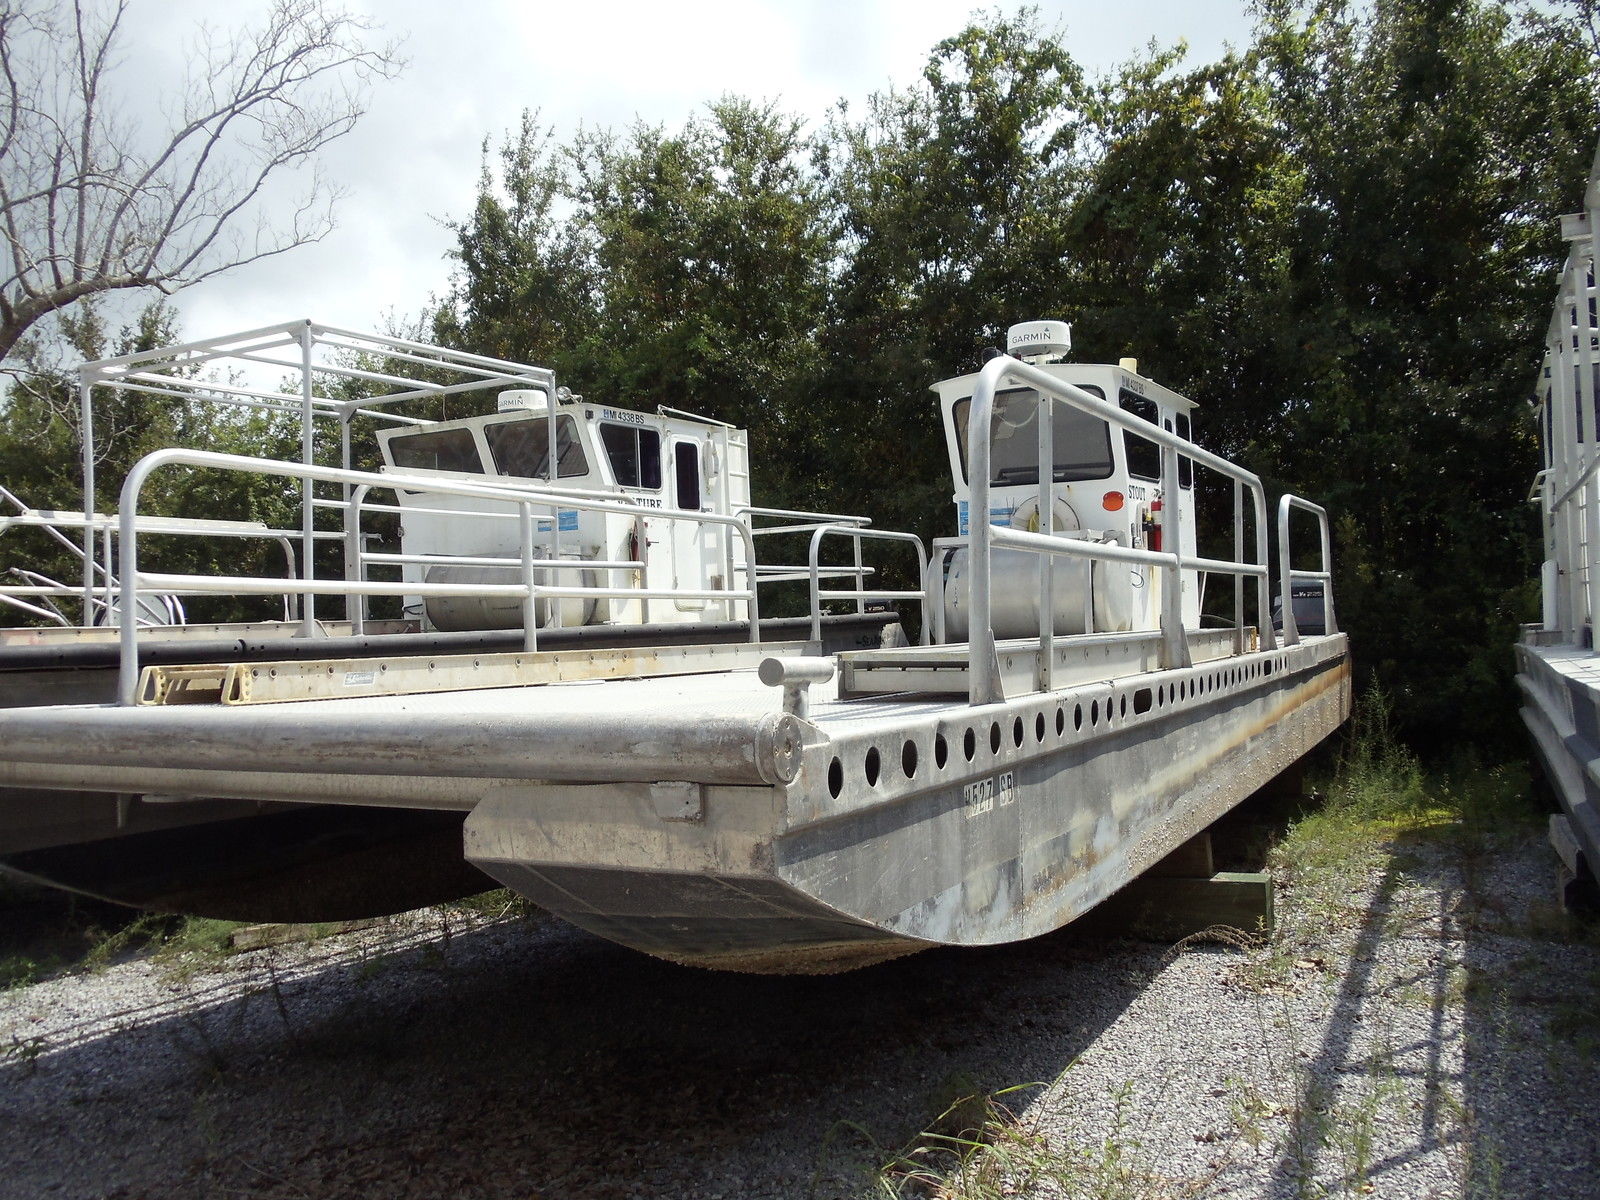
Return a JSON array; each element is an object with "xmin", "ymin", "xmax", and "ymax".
[
  {"xmin": 1536, "ymin": 178, "xmax": 1600, "ymax": 647},
  {"xmin": 1277, "ymin": 494, "xmax": 1338, "ymax": 645},
  {"xmin": 805, "ymin": 526, "xmax": 930, "ymax": 646},
  {"xmin": 964, "ymin": 354, "xmax": 1279, "ymax": 706},
  {"xmin": 113, "ymin": 449, "xmax": 765, "ymax": 705}
]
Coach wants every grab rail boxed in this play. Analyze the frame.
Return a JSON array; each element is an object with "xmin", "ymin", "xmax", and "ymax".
[
  {"xmin": 806, "ymin": 526, "xmax": 930, "ymax": 646},
  {"xmin": 115, "ymin": 449, "xmax": 761, "ymax": 705},
  {"xmin": 966, "ymin": 354, "xmax": 1275, "ymax": 706},
  {"xmin": 1276, "ymin": 494, "xmax": 1338, "ymax": 646}
]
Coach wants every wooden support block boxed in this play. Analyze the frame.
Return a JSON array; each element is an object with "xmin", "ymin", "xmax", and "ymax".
[{"xmin": 1093, "ymin": 871, "xmax": 1275, "ymax": 943}]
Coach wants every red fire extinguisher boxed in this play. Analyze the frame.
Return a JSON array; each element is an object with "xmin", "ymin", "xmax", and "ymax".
[{"xmin": 1143, "ymin": 499, "xmax": 1163, "ymax": 553}]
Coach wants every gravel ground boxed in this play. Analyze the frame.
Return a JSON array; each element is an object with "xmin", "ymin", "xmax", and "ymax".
[{"xmin": 2, "ymin": 819, "xmax": 1597, "ymax": 1200}]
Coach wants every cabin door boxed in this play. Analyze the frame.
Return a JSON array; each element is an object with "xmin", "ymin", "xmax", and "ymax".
[{"xmin": 666, "ymin": 436, "xmax": 717, "ymax": 614}]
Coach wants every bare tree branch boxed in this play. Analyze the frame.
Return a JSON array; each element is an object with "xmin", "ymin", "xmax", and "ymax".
[{"xmin": 0, "ymin": 0, "xmax": 404, "ymax": 361}]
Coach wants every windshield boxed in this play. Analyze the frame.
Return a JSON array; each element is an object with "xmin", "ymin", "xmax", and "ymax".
[
  {"xmin": 386, "ymin": 428, "xmax": 483, "ymax": 474},
  {"xmin": 953, "ymin": 386, "xmax": 1113, "ymax": 485},
  {"xmin": 484, "ymin": 414, "xmax": 587, "ymax": 479}
]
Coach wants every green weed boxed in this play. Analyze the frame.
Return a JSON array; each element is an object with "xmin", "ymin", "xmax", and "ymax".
[
  {"xmin": 3, "ymin": 1033, "xmax": 48, "ymax": 1075},
  {"xmin": 444, "ymin": 887, "xmax": 542, "ymax": 922},
  {"xmin": 0, "ymin": 952, "xmax": 60, "ymax": 989}
]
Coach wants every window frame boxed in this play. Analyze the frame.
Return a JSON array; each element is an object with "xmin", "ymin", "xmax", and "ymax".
[{"xmin": 599, "ymin": 422, "xmax": 664, "ymax": 490}]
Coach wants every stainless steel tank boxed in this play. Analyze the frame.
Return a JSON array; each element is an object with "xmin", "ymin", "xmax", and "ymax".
[
  {"xmin": 424, "ymin": 556, "xmax": 598, "ymax": 632},
  {"xmin": 942, "ymin": 542, "xmax": 1137, "ymax": 639}
]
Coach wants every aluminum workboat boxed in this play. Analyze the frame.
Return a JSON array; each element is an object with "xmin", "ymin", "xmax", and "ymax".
[{"xmin": 0, "ymin": 319, "xmax": 1350, "ymax": 971}]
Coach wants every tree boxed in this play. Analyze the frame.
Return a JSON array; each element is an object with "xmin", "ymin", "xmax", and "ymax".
[
  {"xmin": 431, "ymin": 112, "xmax": 598, "ymax": 376},
  {"xmin": 438, "ymin": 99, "xmax": 832, "ymax": 509},
  {"xmin": 814, "ymin": 13, "xmax": 1092, "ymax": 534},
  {"xmin": 1241, "ymin": 0, "xmax": 1600, "ymax": 749},
  {"xmin": 0, "ymin": 299, "xmax": 304, "ymax": 623},
  {"xmin": 0, "ymin": 0, "xmax": 402, "ymax": 361}
]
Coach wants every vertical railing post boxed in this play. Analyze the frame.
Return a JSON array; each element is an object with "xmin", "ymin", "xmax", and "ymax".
[
  {"xmin": 968, "ymin": 359, "xmax": 1007, "ymax": 705},
  {"xmin": 78, "ymin": 372, "xmax": 96, "ymax": 625},
  {"xmin": 519, "ymin": 501, "xmax": 539, "ymax": 653},
  {"xmin": 1036, "ymin": 387, "xmax": 1055, "ymax": 691},
  {"xmin": 852, "ymin": 530, "xmax": 866, "ymax": 616},
  {"xmin": 1278, "ymin": 496, "xmax": 1299, "ymax": 646},
  {"xmin": 1542, "ymin": 464, "xmax": 1557, "ymax": 631},
  {"xmin": 1253, "ymin": 482, "xmax": 1275, "ymax": 652},
  {"xmin": 1588, "ymin": 472, "xmax": 1600, "ymax": 652},
  {"xmin": 1583, "ymin": 248, "xmax": 1600, "ymax": 651},
  {"xmin": 1159, "ymin": 439, "xmax": 1190, "ymax": 669},
  {"xmin": 1233, "ymin": 479, "xmax": 1246, "ymax": 655},
  {"xmin": 344, "ymin": 483, "xmax": 372, "ymax": 632},
  {"xmin": 298, "ymin": 324, "xmax": 317, "ymax": 636},
  {"xmin": 101, "ymin": 526, "xmax": 115, "ymax": 623},
  {"xmin": 1558, "ymin": 284, "xmax": 1585, "ymax": 641},
  {"xmin": 808, "ymin": 526, "xmax": 825, "ymax": 646},
  {"xmin": 549, "ymin": 499, "xmax": 565, "ymax": 629}
]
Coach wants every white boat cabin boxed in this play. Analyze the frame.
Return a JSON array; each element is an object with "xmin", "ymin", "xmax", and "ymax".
[
  {"xmin": 375, "ymin": 392, "xmax": 752, "ymax": 631},
  {"xmin": 931, "ymin": 322, "xmax": 1200, "ymax": 640}
]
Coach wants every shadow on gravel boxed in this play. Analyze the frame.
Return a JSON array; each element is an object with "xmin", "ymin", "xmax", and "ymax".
[
  {"xmin": 1, "ymin": 911, "xmax": 1165, "ymax": 1200},
  {"xmin": 1455, "ymin": 843, "xmax": 1600, "ymax": 1200},
  {"xmin": 1265, "ymin": 835, "xmax": 1600, "ymax": 1200}
]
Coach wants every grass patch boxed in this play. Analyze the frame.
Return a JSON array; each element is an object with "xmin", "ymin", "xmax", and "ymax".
[
  {"xmin": 872, "ymin": 1073, "xmax": 1240, "ymax": 1200},
  {"xmin": 1, "ymin": 951, "xmax": 62, "ymax": 990},
  {"xmin": 443, "ymin": 887, "xmax": 543, "ymax": 922}
]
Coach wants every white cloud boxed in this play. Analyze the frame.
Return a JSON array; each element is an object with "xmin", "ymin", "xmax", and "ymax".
[{"xmin": 105, "ymin": 0, "xmax": 1252, "ymax": 342}]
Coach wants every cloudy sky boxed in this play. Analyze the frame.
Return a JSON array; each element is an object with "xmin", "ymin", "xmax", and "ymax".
[{"xmin": 117, "ymin": 0, "xmax": 1255, "ymax": 344}]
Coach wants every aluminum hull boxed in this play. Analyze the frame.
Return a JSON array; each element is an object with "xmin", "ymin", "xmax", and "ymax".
[
  {"xmin": 0, "ymin": 631, "xmax": 1349, "ymax": 969},
  {"xmin": 1516, "ymin": 633, "xmax": 1600, "ymax": 894}
]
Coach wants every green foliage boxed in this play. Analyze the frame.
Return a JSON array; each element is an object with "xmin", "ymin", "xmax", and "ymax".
[
  {"xmin": 0, "ymin": 299, "xmax": 305, "ymax": 624},
  {"xmin": 430, "ymin": 4, "xmax": 1599, "ymax": 755}
]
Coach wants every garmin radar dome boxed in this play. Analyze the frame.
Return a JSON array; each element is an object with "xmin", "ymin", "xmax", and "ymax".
[{"xmin": 1005, "ymin": 320, "xmax": 1072, "ymax": 362}]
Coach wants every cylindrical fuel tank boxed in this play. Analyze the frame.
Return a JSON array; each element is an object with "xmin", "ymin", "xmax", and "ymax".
[
  {"xmin": 424, "ymin": 556, "xmax": 597, "ymax": 632},
  {"xmin": 942, "ymin": 543, "xmax": 1137, "ymax": 640}
]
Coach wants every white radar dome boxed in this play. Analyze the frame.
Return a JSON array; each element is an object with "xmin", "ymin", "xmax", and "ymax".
[
  {"xmin": 1006, "ymin": 320, "xmax": 1072, "ymax": 361},
  {"xmin": 497, "ymin": 388, "xmax": 551, "ymax": 412}
]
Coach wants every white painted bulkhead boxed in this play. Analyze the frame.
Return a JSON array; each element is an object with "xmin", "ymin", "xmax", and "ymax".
[
  {"xmin": 933, "ymin": 362, "xmax": 1201, "ymax": 640},
  {"xmin": 375, "ymin": 397, "xmax": 753, "ymax": 630}
]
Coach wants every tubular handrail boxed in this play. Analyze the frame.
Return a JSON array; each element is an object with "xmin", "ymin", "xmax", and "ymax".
[
  {"xmin": 1276, "ymin": 494, "xmax": 1338, "ymax": 646},
  {"xmin": 116, "ymin": 449, "xmax": 762, "ymax": 705},
  {"xmin": 0, "ymin": 503, "xmax": 309, "ymax": 625},
  {"xmin": 339, "ymin": 477, "xmax": 764, "ymax": 635},
  {"xmin": 805, "ymin": 525, "xmax": 930, "ymax": 646},
  {"xmin": 738, "ymin": 505, "xmax": 871, "ymax": 525},
  {"xmin": 966, "ymin": 354, "xmax": 1274, "ymax": 705},
  {"xmin": 1551, "ymin": 450, "xmax": 1600, "ymax": 511}
]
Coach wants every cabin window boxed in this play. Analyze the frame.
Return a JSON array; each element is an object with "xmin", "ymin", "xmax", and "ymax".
[
  {"xmin": 387, "ymin": 428, "xmax": 484, "ymax": 474},
  {"xmin": 952, "ymin": 387, "xmax": 1113, "ymax": 485},
  {"xmin": 484, "ymin": 414, "xmax": 588, "ymax": 479},
  {"xmin": 1573, "ymin": 362, "xmax": 1600, "ymax": 443},
  {"xmin": 600, "ymin": 423, "xmax": 663, "ymax": 489},
  {"xmin": 1577, "ymin": 365, "xmax": 1587, "ymax": 443},
  {"xmin": 674, "ymin": 441, "xmax": 702, "ymax": 510},
  {"xmin": 1121, "ymin": 392, "xmax": 1161, "ymax": 481}
]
